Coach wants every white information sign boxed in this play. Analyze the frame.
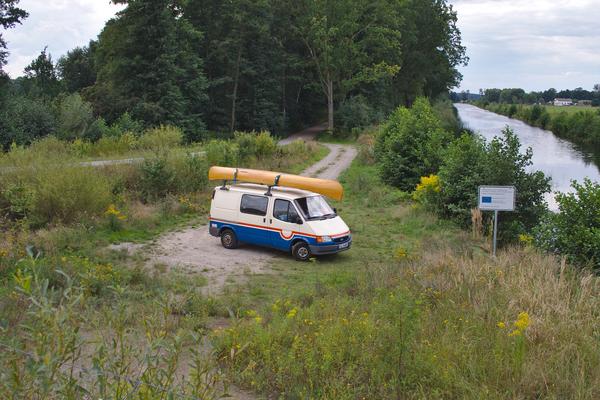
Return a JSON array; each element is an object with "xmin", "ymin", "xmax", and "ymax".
[{"xmin": 478, "ymin": 186, "xmax": 516, "ymax": 211}]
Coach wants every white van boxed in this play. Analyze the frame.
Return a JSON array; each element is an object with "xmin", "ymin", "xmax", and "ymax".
[{"xmin": 209, "ymin": 183, "xmax": 352, "ymax": 260}]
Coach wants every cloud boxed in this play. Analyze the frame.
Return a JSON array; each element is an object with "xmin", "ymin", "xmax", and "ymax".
[
  {"xmin": 449, "ymin": 0, "xmax": 600, "ymax": 91},
  {"xmin": 2, "ymin": 0, "xmax": 124, "ymax": 77}
]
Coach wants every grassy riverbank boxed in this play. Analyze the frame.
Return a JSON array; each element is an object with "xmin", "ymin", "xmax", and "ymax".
[
  {"xmin": 480, "ymin": 102, "xmax": 600, "ymax": 150},
  {"xmin": 213, "ymin": 158, "xmax": 600, "ymax": 399}
]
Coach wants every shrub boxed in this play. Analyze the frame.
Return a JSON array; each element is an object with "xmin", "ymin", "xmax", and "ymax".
[
  {"xmin": 205, "ymin": 139, "xmax": 239, "ymax": 166},
  {"xmin": 233, "ymin": 131, "xmax": 257, "ymax": 162},
  {"xmin": 0, "ymin": 96, "xmax": 56, "ymax": 148},
  {"xmin": 31, "ymin": 165, "xmax": 113, "ymax": 225},
  {"xmin": 375, "ymin": 97, "xmax": 453, "ymax": 191},
  {"xmin": 56, "ymin": 93, "xmax": 94, "ymax": 140},
  {"xmin": 170, "ymin": 153, "xmax": 209, "ymax": 193},
  {"xmin": 254, "ymin": 131, "xmax": 277, "ymax": 159},
  {"xmin": 335, "ymin": 95, "xmax": 379, "ymax": 135},
  {"xmin": 139, "ymin": 157, "xmax": 174, "ymax": 201},
  {"xmin": 437, "ymin": 128, "xmax": 551, "ymax": 242},
  {"xmin": 112, "ymin": 112, "xmax": 143, "ymax": 136},
  {"xmin": 534, "ymin": 179, "xmax": 600, "ymax": 269},
  {"xmin": 412, "ymin": 174, "xmax": 442, "ymax": 210},
  {"xmin": 138, "ymin": 125, "xmax": 183, "ymax": 153},
  {"xmin": 83, "ymin": 117, "xmax": 111, "ymax": 142}
]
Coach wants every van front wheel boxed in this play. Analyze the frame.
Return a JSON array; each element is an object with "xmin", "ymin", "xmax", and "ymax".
[
  {"xmin": 220, "ymin": 229, "xmax": 238, "ymax": 249},
  {"xmin": 292, "ymin": 242, "xmax": 311, "ymax": 261}
]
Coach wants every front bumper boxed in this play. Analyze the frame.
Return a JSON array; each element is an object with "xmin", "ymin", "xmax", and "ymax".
[
  {"xmin": 309, "ymin": 237, "xmax": 352, "ymax": 255},
  {"xmin": 209, "ymin": 225, "xmax": 219, "ymax": 237}
]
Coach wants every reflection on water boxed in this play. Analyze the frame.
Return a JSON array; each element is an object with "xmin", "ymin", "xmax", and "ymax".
[{"xmin": 454, "ymin": 103, "xmax": 600, "ymax": 210}]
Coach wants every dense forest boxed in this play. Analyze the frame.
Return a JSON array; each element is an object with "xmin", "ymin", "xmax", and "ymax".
[{"xmin": 0, "ymin": 0, "xmax": 467, "ymax": 149}]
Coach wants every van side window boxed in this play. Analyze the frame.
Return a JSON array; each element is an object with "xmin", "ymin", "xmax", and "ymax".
[
  {"xmin": 273, "ymin": 199, "xmax": 300, "ymax": 223},
  {"xmin": 240, "ymin": 194, "xmax": 269, "ymax": 216}
]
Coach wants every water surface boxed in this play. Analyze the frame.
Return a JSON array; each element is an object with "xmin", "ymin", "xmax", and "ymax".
[{"xmin": 454, "ymin": 103, "xmax": 600, "ymax": 210}]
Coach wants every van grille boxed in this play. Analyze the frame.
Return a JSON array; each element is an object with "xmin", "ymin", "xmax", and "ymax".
[{"xmin": 333, "ymin": 235, "xmax": 349, "ymax": 243}]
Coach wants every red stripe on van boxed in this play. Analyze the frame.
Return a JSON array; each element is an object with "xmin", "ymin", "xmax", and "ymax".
[{"xmin": 209, "ymin": 217, "xmax": 353, "ymax": 239}]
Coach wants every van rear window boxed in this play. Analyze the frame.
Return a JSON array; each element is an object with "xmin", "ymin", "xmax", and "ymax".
[{"xmin": 240, "ymin": 194, "xmax": 269, "ymax": 216}]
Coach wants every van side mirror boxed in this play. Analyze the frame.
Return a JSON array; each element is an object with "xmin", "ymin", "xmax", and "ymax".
[
  {"xmin": 294, "ymin": 217, "xmax": 303, "ymax": 225},
  {"xmin": 333, "ymin": 208, "xmax": 338, "ymax": 214}
]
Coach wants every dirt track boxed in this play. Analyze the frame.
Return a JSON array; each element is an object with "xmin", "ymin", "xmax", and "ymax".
[{"xmin": 113, "ymin": 127, "xmax": 357, "ymax": 295}]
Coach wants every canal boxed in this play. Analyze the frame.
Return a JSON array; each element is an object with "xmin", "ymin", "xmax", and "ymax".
[{"xmin": 454, "ymin": 103, "xmax": 600, "ymax": 210}]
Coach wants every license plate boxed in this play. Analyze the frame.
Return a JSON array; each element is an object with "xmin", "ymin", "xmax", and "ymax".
[{"xmin": 339, "ymin": 242, "xmax": 349, "ymax": 249}]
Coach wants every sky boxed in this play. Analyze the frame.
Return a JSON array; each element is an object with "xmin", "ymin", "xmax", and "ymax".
[
  {"xmin": 1, "ymin": 0, "xmax": 599, "ymax": 93},
  {"xmin": 449, "ymin": 0, "xmax": 600, "ymax": 92},
  {"xmin": 2, "ymin": 0, "xmax": 124, "ymax": 77}
]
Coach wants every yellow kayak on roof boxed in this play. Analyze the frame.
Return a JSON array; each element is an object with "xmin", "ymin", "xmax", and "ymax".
[{"xmin": 208, "ymin": 166, "xmax": 344, "ymax": 201}]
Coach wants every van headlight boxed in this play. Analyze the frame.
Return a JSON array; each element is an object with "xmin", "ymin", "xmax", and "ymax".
[{"xmin": 316, "ymin": 236, "xmax": 332, "ymax": 243}]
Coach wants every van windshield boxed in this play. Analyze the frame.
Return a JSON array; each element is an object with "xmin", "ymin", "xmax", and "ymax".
[{"xmin": 295, "ymin": 196, "xmax": 336, "ymax": 220}]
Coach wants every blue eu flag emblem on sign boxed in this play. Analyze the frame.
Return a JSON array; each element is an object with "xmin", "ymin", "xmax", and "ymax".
[{"xmin": 482, "ymin": 196, "xmax": 492, "ymax": 203}]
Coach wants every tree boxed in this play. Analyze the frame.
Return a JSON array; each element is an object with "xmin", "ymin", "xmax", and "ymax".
[
  {"xmin": 593, "ymin": 84, "xmax": 600, "ymax": 93},
  {"xmin": 23, "ymin": 47, "xmax": 61, "ymax": 97},
  {"xmin": 375, "ymin": 97, "xmax": 452, "ymax": 191},
  {"xmin": 0, "ymin": 0, "xmax": 28, "ymax": 83},
  {"xmin": 392, "ymin": 0, "xmax": 468, "ymax": 106},
  {"xmin": 88, "ymin": 0, "xmax": 207, "ymax": 137},
  {"xmin": 289, "ymin": 0, "xmax": 402, "ymax": 131},
  {"xmin": 57, "ymin": 43, "xmax": 97, "ymax": 93}
]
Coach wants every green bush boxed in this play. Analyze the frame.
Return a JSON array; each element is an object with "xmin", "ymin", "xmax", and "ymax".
[
  {"xmin": 254, "ymin": 131, "xmax": 277, "ymax": 159},
  {"xmin": 31, "ymin": 166, "xmax": 113, "ymax": 225},
  {"xmin": 335, "ymin": 95, "xmax": 380, "ymax": 135},
  {"xmin": 205, "ymin": 139, "xmax": 239, "ymax": 166},
  {"xmin": 375, "ymin": 97, "xmax": 453, "ymax": 191},
  {"xmin": 233, "ymin": 131, "xmax": 258, "ymax": 162},
  {"xmin": 0, "ymin": 96, "xmax": 56, "ymax": 148},
  {"xmin": 139, "ymin": 157, "xmax": 174, "ymax": 201},
  {"xmin": 56, "ymin": 93, "xmax": 94, "ymax": 140},
  {"xmin": 170, "ymin": 153, "xmax": 209, "ymax": 193},
  {"xmin": 534, "ymin": 179, "xmax": 600, "ymax": 269},
  {"xmin": 138, "ymin": 125, "xmax": 183, "ymax": 153},
  {"xmin": 437, "ymin": 128, "xmax": 551, "ymax": 242}
]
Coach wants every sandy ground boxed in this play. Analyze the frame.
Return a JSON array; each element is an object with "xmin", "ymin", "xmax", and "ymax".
[{"xmin": 112, "ymin": 126, "xmax": 357, "ymax": 295}]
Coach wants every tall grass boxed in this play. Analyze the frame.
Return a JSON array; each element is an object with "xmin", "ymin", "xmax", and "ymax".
[{"xmin": 213, "ymin": 159, "xmax": 600, "ymax": 399}]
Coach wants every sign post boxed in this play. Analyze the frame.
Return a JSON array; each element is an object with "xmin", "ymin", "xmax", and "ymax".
[{"xmin": 478, "ymin": 186, "xmax": 516, "ymax": 257}]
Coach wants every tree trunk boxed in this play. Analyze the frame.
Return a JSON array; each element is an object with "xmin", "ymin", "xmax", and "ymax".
[
  {"xmin": 230, "ymin": 46, "xmax": 242, "ymax": 133},
  {"xmin": 326, "ymin": 76, "xmax": 334, "ymax": 131}
]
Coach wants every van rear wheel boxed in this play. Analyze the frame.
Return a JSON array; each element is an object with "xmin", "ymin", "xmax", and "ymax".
[
  {"xmin": 220, "ymin": 229, "xmax": 238, "ymax": 249},
  {"xmin": 292, "ymin": 242, "xmax": 311, "ymax": 261}
]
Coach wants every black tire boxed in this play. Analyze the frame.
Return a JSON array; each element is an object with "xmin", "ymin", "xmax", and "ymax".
[
  {"xmin": 292, "ymin": 241, "xmax": 311, "ymax": 261},
  {"xmin": 220, "ymin": 229, "xmax": 238, "ymax": 249}
]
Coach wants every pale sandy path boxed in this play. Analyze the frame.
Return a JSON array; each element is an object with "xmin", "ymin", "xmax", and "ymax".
[{"xmin": 112, "ymin": 126, "xmax": 356, "ymax": 295}]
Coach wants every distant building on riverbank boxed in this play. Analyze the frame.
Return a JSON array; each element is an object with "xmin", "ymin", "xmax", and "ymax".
[
  {"xmin": 553, "ymin": 98, "xmax": 574, "ymax": 106},
  {"xmin": 577, "ymin": 100, "xmax": 593, "ymax": 106}
]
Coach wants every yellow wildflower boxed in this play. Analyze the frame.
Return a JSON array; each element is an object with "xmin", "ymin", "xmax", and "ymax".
[
  {"xmin": 286, "ymin": 308, "xmax": 297, "ymax": 319},
  {"xmin": 508, "ymin": 329, "xmax": 522, "ymax": 337},
  {"xmin": 497, "ymin": 321, "xmax": 506, "ymax": 329},
  {"xmin": 518, "ymin": 234, "xmax": 534, "ymax": 246},
  {"xmin": 394, "ymin": 247, "xmax": 408, "ymax": 260},
  {"xmin": 514, "ymin": 312, "xmax": 530, "ymax": 331}
]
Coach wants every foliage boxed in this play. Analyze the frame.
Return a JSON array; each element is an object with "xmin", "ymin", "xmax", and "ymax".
[
  {"xmin": 375, "ymin": 97, "xmax": 453, "ymax": 191},
  {"xmin": 56, "ymin": 43, "xmax": 96, "ymax": 93},
  {"xmin": 138, "ymin": 125, "xmax": 183, "ymax": 154},
  {"xmin": 437, "ymin": 128, "xmax": 551, "ymax": 242},
  {"xmin": 0, "ymin": 95, "xmax": 57, "ymax": 148},
  {"xmin": 0, "ymin": 0, "xmax": 28, "ymax": 80},
  {"xmin": 335, "ymin": 95, "xmax": 381, "ymax": 136},
  {"xmin": 56, "ymin": 93, "xmax": 94, "ymax": 140},
  {"xmin": 534, "ymin": 179, "xmax": 600, "ymax": 270},
  {"xmin": 139, "ymin": 157, "xmax": 175, "ymax": 201},
  {"xmin": 412, "ymin": 174, "xmax": 442, "ymax": 210}
]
